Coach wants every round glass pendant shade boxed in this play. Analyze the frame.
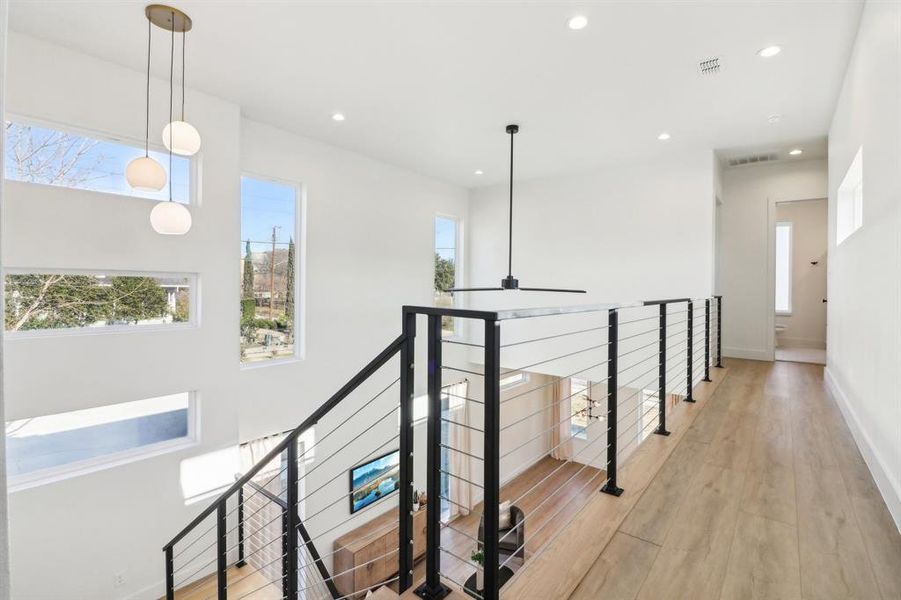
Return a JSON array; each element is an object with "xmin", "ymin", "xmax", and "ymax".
[
  {"xmin": 126, "ymin": 156, "xmax": 166, "ymax": 191},
  {"xmin": 150, "ymin": 201, "xmax": 192, "ymax": 235},
  {"xmin": 162, "ymin": 120, "xmax": 201, "ymax": 156}
]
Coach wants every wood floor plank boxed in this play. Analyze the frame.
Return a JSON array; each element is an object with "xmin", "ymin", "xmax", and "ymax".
[
  {"xmin": 719, "ymin": 512, "xmax": 802, "ymax": 600},
  {"xmin": 635, "ymin": 463, "xmax": 746, "ymax": 600},
  {"xmin": 568, "ymin": 532, "xmax": 659, "ymax": 600},
  {"xmin": 619, "ymin": 439, "xmax": 710, "ymax": 545}
]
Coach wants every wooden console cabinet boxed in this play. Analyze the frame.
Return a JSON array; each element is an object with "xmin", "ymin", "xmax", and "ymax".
[{"xmin": 333, "ymin": 507, "xmax": 427, "ymax": 598}]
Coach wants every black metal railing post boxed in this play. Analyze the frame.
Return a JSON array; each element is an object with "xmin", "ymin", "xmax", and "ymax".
[
  {"xmin": 483, "ymin": 317, "xmax": 501, "ymax": 600},
  {"xmin": 236, "ymin": 486, "xmax": 246, "ymax": 567},
  {"xmin": 601, "ymin": 309, "xmax": 624, "ymax": 496},
  {"xmin": 685, "ymin": 301, "xmax": 695, "ymax": 402},
  {"xmin": 715, "ymin": 295, "xmax": 723, "ymax": 368},
  {"xmin": 416, "ymin": 315, "xmax": 450, "ymax": 599},
  {"xmin": 281, "ymin": 506, "xmax": 290, "ymax": 598},
  {"xmin": 655, "ymin": 303, "xmax": 671, "ymax": 436},
  {"xmin": 216, "ymin": 502, "xmax": 227, "ymax": 599},
  {"xmin": 398, "ymin": 310, "xmax": 416, "ymax": 593},
  {"xmin": 164, "ymin": 547, "xmax": 174, "ymax": 600},
  {"xmin": 703, "ymin": 299, "xmax": 712, "ymax": 382},
  {"xmin": 286, "ymin": 438, "xmax": 299, "ymax": 599}
]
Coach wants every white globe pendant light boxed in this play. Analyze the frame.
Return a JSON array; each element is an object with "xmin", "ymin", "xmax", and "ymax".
[
  {"xmin": 149, "ymin": 5, "xmax": 193, "ymax": 236},
  {"xmin": 150, "ymin": 200, "xmax": 192, "ymax": 235},
  {"xmin": 128, "ymin": 13, "xmax": 167, "ymax": 192},
  {"xmin": 162, "ymin": 17, "xmax": 200, "ymax": 156},
  {"xmin": 162, "ymin": 120, "xmax": 201, "ymax": 156},
  {"xmin": 126, "ymin": 155, "xmax": 166, "ymax": 191}
]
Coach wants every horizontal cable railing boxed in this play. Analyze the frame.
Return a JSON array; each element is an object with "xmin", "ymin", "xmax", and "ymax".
[{"xmin": 163, "ymin": 296, "xmax": 723, "ymax": 600}]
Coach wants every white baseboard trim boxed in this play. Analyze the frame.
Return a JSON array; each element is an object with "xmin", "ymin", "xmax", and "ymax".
[
  {"xmin": 723, "ymin": 346, "xmax": 771, "ymax": 361},
  {"xmin": 824, "ymin": 367, "xmax": 901, "ymax": 532}
]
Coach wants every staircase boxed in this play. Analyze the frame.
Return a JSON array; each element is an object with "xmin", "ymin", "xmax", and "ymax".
[{"xmin": 162, "ymin": 297, "xmax": 724, "ymax": 600}]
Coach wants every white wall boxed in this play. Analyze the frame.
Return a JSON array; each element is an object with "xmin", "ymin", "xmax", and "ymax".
[
  {"xmin": 825, "ymin": 0, "xmax": 901, "ymax": 530},
  {"xmin": 774, "ymin": 199, "xmax": 827, "ymax": 348},
  {"xmin": 718, "ymin": 159, "xmax": 827, "ymax": 360},
  {"xmin": 0, "ymin": 1, "xmax": 10, "ymax": 598},
  {"xmin": 2, "ymin": 33, "xmax": 468, "ymax": 599}
]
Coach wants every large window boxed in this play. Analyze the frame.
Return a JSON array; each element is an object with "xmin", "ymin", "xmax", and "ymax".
[
  {"xmin": 836, "ymin": 146, "xmax": 863, "ymax": 245},
  {"xmin": 775, "ymin": 222, "xmax": 793, "ymax": 314},
  {"xmin": 4, "ymin": 271, "xmax": 193, "ymax": 334},
  {"xmin": 6, "ymin": 392, "xmax": 195, "ymax": 489},
  {"xmin": 570, "ymin": 377, "xmax": 590, "ymax": 440},
  {"xmin": 434, "ymin": 215, "xmax": 459, "ymax": 336},
  {"xmin": 240, "ymin": 176, "xmax": 299, "ymax": 364},
  {"xmin": 4, "ymin": 120, "xmax": 190, "ymax": 202}
]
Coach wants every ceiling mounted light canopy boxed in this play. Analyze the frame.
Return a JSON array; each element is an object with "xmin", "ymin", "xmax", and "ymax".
[
  {"xmin": 146, "ymin": 5, "xmax": 193, "ymax": 235},
  {"xmin": 446, "ymin": 125, "xmax": 586, "ymax": 294}
]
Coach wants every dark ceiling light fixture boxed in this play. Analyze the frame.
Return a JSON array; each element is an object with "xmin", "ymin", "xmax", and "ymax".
[{"xmin": 447, "ymin": 124, "xmax": 586, "ymax": 294}]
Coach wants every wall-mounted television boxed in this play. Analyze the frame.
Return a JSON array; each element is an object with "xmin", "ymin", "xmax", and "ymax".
[{"xmin": 349, "ymin": 449, "xmax": 400, "ymax": 514}]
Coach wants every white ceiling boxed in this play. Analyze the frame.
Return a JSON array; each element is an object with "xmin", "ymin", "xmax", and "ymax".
[{"xmin": 9, "ymin": 1, "xmax": 862, "ymax": 187}]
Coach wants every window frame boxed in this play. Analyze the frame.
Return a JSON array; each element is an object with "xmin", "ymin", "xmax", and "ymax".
[
  {"xmin": 239, "ymin": 171, "xmax": 306, "ymax": 369},
  {"xmin": 3, "ymin": 267, "xmax": 200, "ymax": 339},
  {"xmin": 774, "ymin": 221, "xmax": 793, "ymax": 316},
  {"xmin": 836, "ymin": 146, "xmax": 863, "ymax": 245},
  {"xmin": 4, "ymin": 114, "xmax": 199, "ymax": 206},
  {"xmin": 570, "ymin": 377, "xmax": 590, "ymax": 441},
  {"xmin": 500, "ymin": 372, "xmax": 529, "ymax": 391},
  {"xmin": 434, "ymin": 213, "xmax": 464, "ymax": 340},
  {"xmin": 7, "ymin": 391, "xmax": 199, "ymax": 492}
]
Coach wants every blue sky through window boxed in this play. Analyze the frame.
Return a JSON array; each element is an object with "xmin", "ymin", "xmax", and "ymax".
[
  {"xmin": 435, "ymin": 216, "xmax": 456, "ymax": 261},
  {"xmin": 240, "ymin": 176, "xmax": 296, "ymax": 250},
  {"xmin": 4, "ymin": 121, "xmax": 190, "ymax": 202}
]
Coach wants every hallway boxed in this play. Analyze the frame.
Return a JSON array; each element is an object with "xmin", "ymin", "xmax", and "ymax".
[{"xmin": 571, "ymin": 359, "xmax": 901, "ymax": 600}]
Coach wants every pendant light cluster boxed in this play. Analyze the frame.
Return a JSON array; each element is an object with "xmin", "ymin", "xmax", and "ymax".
[{"xmin": 126, "ymin": 5, "xmax": 199, "ymax": 235}]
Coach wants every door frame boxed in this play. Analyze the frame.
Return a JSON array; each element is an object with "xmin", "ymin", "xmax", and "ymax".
[{"xmin": 766, "ymin": 196, "xmax": 828, "ymax": 360}]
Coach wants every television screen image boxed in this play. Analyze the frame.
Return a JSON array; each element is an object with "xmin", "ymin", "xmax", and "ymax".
[{"xmin": 349, "ymin": 450, "xmax": 400, "ymax": 514}]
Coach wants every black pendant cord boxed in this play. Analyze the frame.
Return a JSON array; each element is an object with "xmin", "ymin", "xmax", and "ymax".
[
  {"xmin": 181, "ymin": 30, "xmax": 186, "ymax": 121},
  {"xmin": 168, "ymin": 11, "xmax": 174, "ymax": 203},
  {"xmin": 144, "ymin": 17, "xmax": 152, "ymax": 157},
  {"xmin": 508, "ymin": 127, "xmax": 514, "ymax": 279}
]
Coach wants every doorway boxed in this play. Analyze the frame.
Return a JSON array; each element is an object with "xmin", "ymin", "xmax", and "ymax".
[{"xmin": 772, "ymin": 198, "xmax": 827, "ymax": 364}]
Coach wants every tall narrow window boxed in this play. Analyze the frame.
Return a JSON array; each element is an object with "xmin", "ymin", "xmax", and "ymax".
[
  {"xmin": 836, "ymin": 147, "xmax": 863, "ymax": 244},
  {"xmin": 4, "ymin": 120, "xmax": 191, "ymax": 202},
  {"xmin": 775, "ymin": 221, "xmax": 793, "ymax": 314},
  {"xmin": 570, "ymin": 377, "xmax": 590, "ymax": 440},
  {"xmin": 240, "ymin": 176, "xmax": 299, "ymax": 364},
  {"xmin": 434, "ymin": 216, "xmax": 459, "ymax": 336}
]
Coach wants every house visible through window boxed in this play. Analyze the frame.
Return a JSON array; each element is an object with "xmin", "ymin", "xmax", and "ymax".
[
  {"xmin": 240, "ymin": 176, "xmax": 299, "ymax": 364},
  {"xmin": 836, "ymin": 146, "xmax": 863, "ymax": 245},
  {"xmin": 775, "ymin": 222, "xmax": 792, "ymax": 314},
  {"xmin": 434, "ymin": 215, "xmax": 459, "ymax": 336},
  {"xmin": 5, "ymin": 392, "xmax": 194, "ymax": 487},
  {"xmin": 3, "ymin": 271, "xmax": 193, "ymax": 333},
  {"xmin": 570, "ymin": 377, "xmax": 590, "ymax": 440},
  {"xmin": 4, "ymin": 120, "xmax": 190, "ymax": 202}
]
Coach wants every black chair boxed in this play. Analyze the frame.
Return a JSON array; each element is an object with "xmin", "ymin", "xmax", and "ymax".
[{"xmin": 478, "ymin": 504, "xmax": 525, "ymax": 565}]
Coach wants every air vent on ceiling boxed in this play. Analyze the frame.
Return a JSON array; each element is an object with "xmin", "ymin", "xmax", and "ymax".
[
  {"xmin": 698, "ymin": 57, "xmax": 721, "ymax": 75},
  {"xmin": 727, "ymin": 152, "xmax": 779, "ymax": 167}
]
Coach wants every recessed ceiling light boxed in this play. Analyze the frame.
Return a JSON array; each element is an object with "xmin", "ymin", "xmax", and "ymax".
[
  {"xmin": 474, "ymin": 169, "xmax": 484, "ymax": 175},
  {"xmin": 757, "ymin": 45, "xmax": 782, "ymax": 58},
  {"xmin": 789, "ymin": 148, "xmax": 803, "ymax": 156},
  {"xmin": 331, "ymin": 112, "xmax": 345, "ymax": 122},
  {"xmin": 657, "ymin": 132, "xmax": 671, "ymax": 141},
  {"xmin": 567, "ymin": 15, "xmax": 588, "ymax": 30},
  {"xmin": 768, "ymin": 114, "xmax": 782, "ymax": 124}
]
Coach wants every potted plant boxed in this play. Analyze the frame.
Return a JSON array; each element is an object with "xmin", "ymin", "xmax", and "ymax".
[{"xmin": 471, "ymin": 548, "xmax": 485, "ymax": 590}]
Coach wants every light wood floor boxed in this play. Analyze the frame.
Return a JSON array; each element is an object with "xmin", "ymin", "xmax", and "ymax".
[
  {"xmin": 167, "ymin": 564, "xmax": 282, "ymax": 600},
  {"xmin": 559, "ymin": 359, "xmax": 901, "ymax": 600}
]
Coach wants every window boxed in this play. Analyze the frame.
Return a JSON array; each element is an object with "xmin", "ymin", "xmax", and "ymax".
[
  {"xmin": 4, "ymin": 271, "xmax": 194, "ymax": 334},
  {"xmin": 500, "ymin": 372, "xmax": 529, "ymax": 391},
  {"xmin": 6, "ymin": 392, "xmax": 195, "ymax": 489},
  {"xmin": 775, "ymin": 222, "xmax": 792, "ymax": 314},
  {"xmin": 639, "ymin": 390, "xmax": 659, "ymax": 442},
  {"xmin": 434, "ymin": 215, "xmax": 460, "ymax": 337},
  {"xmin": 241, "ymin": 176, "xmax": 299, "ymax": 364},
  {"xmin": 4, "ymin": 120, "xmax": 191, "ymax": 202},
  {"xmin": 837, "ymin": 146, "xmax": 863, "ymax": 244},
  {"xmin": 570, "ymin": 377, "xmax": 590, "ymax": 440}
]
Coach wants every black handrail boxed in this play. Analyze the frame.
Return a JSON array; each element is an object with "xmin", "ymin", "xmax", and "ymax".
[{"xmin": 163, "ymin": 333, "xmax": 407, "ymax": 551}]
